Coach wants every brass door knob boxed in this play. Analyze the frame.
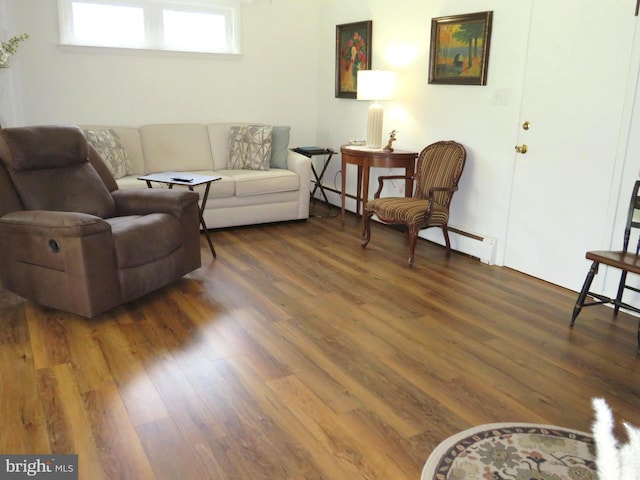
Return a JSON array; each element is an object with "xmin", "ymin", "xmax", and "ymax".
[
  {"xmin": 522, "ymin": 121, "xmax": 531, "ymax": 130},
  {"xmin": 515, "ymin": 144, "xmax": 528, "ymax": 154}
]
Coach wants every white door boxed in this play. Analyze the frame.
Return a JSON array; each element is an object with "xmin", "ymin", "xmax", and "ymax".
[{"xmin": 504, "ymin": 0, "xmax": 638, "ymax": 290}]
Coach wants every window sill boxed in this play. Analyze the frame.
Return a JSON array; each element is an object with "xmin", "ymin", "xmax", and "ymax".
[{"xmin": 58, "ymin": 43, "xmax": 242, "ymax": 59}]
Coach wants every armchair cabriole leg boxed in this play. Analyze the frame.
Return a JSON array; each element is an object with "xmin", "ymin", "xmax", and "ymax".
[
  {"xmin": 361, "ymin": 212, "xmax": 373, "ymax": 248},
  {"xmin": 408, "ymin": 224, "xmax": 419, "ymax": 267},
  {"xmin": 442, "ymin": 225, "xmax": 452, "ymax": 255}
]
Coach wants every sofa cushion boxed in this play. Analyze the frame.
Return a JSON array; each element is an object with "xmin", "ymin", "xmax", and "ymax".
[
  {"xmin": 218, "ymin": 168, "xmax": 299, "ymax": 197},
  {"xmin": 227, "ymin": 125, "xmax": 272, "ymax": 171},
  {"xmin": 114, "ymin": 175, "xmax": 147, "ymax": 190},
  {"xmin": 83, "ymin": 129, "xmax": 132, "ymax": 179},
  {"xmin": 183, "ymin": 171, "xmax": 235, "ymax": 198},
  {"xmin": 140, "ymin": 124, "xmax": 213, "ymax": 173},
  {"xmin": 81, "ymin": 126, "xmax": 146, "ymax": 175},
  {"xmin": 207, "ymin": 124, "xmax": 292, "ymax": 171},
  {"xmin": 270, "ymin": 126, "xmax": 290, "ymax": 169}
]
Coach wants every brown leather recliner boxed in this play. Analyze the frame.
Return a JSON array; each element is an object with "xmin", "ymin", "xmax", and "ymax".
[{"xmin": 0, "ymin": 125, "xmax": 201, "ymax": 317}]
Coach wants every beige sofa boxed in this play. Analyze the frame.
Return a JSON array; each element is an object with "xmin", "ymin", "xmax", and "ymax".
[{"xmin": 81, "ymin": 123, "xmax": 311, "ymax": 228}]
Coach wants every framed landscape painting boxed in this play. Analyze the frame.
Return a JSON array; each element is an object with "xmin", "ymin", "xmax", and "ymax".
[
  {"xmin": 335, "ymin": 20, "xmax": 372, "ymax": 98},
  {"xmin": 429, "ymin": 11, "xmax": 493, "ymax": 85}
]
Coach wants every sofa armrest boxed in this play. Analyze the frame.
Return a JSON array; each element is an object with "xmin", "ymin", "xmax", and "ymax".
[
  {"xmin": 287, "ymin": 150, "xmax": 311, "ymax": 182},
  {"xmin": 112, "ymin": 188, "xmax": 200, "ymax": 218},
  {"xmin": 0, "ymin": 210, "xmax": 110, "ymax": 237},
  {"xmin": 286, "ymin": 150, "xmax": 312, "ymax": 219}
]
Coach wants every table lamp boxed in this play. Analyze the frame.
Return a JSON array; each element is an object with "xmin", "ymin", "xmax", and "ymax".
[{"xmin": 357, "ymin": 70, "xmax": 396, "ymax": 149}]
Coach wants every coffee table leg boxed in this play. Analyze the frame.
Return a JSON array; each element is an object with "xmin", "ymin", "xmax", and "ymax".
[{"xmin": 190, "ymin": 183, "xmax": 216, "ymax": 258}]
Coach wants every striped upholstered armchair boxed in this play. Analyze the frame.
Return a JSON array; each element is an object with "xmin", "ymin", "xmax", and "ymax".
[{"xmin": 361, "ymin": 140, "xmax": 466, "ymax": 267}]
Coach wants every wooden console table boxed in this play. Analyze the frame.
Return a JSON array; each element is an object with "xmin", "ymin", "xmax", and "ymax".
[{"xmin": 340, "ymin": 146, "xmax": 418, "ymax": 232}]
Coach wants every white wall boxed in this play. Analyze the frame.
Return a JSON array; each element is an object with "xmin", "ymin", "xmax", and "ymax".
[
  {"xmin": 315, "ymin": 1, "xmax": 532, "ymax": 265},
  {"xmin": 1, "ymin": 0, "xmax": 321, "ymax": 147}
]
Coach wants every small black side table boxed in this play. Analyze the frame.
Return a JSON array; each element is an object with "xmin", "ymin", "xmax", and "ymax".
[
  {"xmin": 292, "ymin": 147, "xmax": 335, "ymax": 204},
  {"xmin": 138, "ymin": 171, "xmax": 221, "ymax": 258}
]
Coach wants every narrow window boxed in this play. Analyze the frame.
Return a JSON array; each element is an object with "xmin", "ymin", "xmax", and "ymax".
[
  {"xmin": 58, "ymin": 0, "xmax": 241, "ymax": 54},
  {"xmin": 70, "ymin": 3, "xmax": 144, "ymax": 47},
  {"xmin": 162, "ymin": 9, "xmax": 226, "ymax": 52}
]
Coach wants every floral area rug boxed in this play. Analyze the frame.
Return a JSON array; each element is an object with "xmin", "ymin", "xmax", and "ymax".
[{"xmin": 421, "ymin": 422, "xmax": 597, "ymax": 480}]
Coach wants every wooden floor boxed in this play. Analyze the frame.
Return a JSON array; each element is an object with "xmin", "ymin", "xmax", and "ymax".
[{"xmin": 1, "ymin": 204, "xmax": 640, "ymax": 479}]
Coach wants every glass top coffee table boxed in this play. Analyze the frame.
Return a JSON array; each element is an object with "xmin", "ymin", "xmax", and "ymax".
[{"xmin": 138, "ymin": 171, "xmax": 222, "ymax": 258}]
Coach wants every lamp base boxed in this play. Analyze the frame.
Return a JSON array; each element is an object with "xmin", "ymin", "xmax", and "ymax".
[{"xmin": 366, "ymin": 102, "xmax": 383, "ymax": 149}]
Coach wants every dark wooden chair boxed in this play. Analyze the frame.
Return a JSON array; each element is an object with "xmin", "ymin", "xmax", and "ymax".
[
  {"xmin": 571, "ymin": 179, "xmax": 640, "ymax": 352},
  {"xmin": 361, "ymin": 140, "xmax": 466, "ymax": 267}
]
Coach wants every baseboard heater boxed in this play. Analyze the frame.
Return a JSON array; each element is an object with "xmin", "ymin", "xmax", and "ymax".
[{"xmin": 421, "ymin": 226, "xmax": 497, "ymax": 265}]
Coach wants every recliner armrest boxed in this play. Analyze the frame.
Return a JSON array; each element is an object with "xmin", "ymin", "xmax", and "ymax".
[
  {"xmin": 111, "ymin": 189, "xmax": 200, "ymax": 218},
  {"xmin": 0, "ymin": 210, "xmax": 110, "ymax": 237}
]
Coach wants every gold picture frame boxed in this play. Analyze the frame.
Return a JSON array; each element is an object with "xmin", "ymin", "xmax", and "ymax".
[
  {"xmin": 429, "ymin": 11, "xmax": 493, "ymax": 86},
  {"xmin": 335, "ymin": 21, "xmax": 372, "ymax": 98}
]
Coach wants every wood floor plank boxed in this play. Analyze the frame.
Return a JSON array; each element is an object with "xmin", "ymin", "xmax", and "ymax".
[
  {"xmin": 136, "ymin": 418, "xmax": 211, "ymax": 480},
  {"xmin": 91, "ymin": 322, "xmax": 170, "ymax": 426},
  {"xmin": 83, "ymin": 383, "xmax": 156, "ymax": 479},
  {"xmin": 38, "ymin": 363, "xmax": 107, "ymax": 480},
  {"xmin": 2, "ymin": 207, "xmax": 640, "ymax": 479},
  {"xmin": 268, "ymin": 374, "xmax": 398, "ymax": 480},
  {"xmin": 134, "ymin": 345, "xmax": 219, "ymax": 447},
  {"xmin": 27, "ymin": 307, "xmax": 72, "ymax": 370},
  {"xmin": 0, "ymin": 344, "xmax": 49, "ymax": 453},
  {"xmin": 213, "ymin": 308, "xmax": 292, "ymax": 382},
  {"xmin": 233, "ymin": 306, "xmax": 363, "ymax": 415},
  {"xmin": 213, "ymin": 357, "xmax": 329, "ymax": 479}
]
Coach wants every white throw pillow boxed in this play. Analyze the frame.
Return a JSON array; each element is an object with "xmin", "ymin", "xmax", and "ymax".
[
  {"xmin": 227, "ymin": 125, "xmax": 272, "ymax": 171},
  {"xmin": 83, "ymin": 129, "xmax": 133, "ymax": 179}
]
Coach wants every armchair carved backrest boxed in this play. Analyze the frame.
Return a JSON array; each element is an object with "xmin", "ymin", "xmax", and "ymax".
[{"xmin": 413, "ymin": 140, "xmax": 467, "ymax": 210}]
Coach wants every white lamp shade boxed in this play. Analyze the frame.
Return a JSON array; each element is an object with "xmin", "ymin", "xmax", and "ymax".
[
  {"xmin": 357, "ymin": 70, "xmax": 396, "ymax": 148},
  {"xmin": 356, "ymin": 70, "xmax": 396, "ymax": 101}
]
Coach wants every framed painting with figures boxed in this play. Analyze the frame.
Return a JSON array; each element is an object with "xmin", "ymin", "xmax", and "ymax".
[{"xmin": 335, "ymin": 21, "xmax": 372, "ymax": 98}]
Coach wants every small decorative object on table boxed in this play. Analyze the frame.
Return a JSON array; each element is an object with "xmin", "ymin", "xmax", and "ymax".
[{"xmin": 383, "ymin": 129, "xmax": 398, "ymax": 152}]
